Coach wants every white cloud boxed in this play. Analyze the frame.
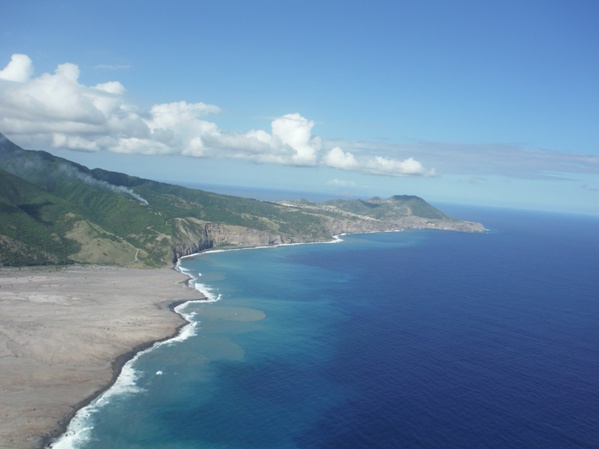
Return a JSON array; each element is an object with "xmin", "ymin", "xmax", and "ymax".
[
  {"xmin": 181, "ymin": 113, "xmax": 323, "ymax": 166},
  {"xmin": 365, "ymin": 156, "xmax": 435, "ymax": 176},
  {"xmin": 323, "ymin": 147, "xmax": 433, "ymax": 177},
  {"xmin": 324, "ymin": 147, "xmax": 359, "ymax": 170},
  {"xmin": 1, "ymin": 60, "xmax": 114, "ymax": 132},
  {"xmin": 270, "ymin": 113, "xmax": 321, "ymax": 165},
  {"xmin": 95, "ymin": 81, "xmax": 126, "ymax": 95},
  {"xmin": 0, "ymin": 53, "xmax": 33, "ymax": 82},
  {"xmin": 0, "ymin": 54, "xmax": 433, "ymax": 177}
]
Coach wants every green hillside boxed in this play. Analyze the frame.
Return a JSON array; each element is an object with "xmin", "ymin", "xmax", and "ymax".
[
  {"xmin": 0, "ymin": 133, "xmax": 484, "ymax": 267},
  {"xmin": 0, "ymin": 169, "xmax": 80, "ymax": 265}
]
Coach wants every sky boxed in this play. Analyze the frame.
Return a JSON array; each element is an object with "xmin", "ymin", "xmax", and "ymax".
[{"xmin": 1, "ymin": 0, "xmax": 598, "ymax": 215}]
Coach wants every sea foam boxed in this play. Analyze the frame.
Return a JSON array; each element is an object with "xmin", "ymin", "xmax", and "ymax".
[
  {"xmin": 48, "ymin": 354, "xmax": 145, "ymax": 449},
  {"xmin": 47, "ymin": 266, "xmax": 215, "ymax": 448},
  {"xmin": 50, "ymin": 242, "xmax": 334, "ymax": 448}
]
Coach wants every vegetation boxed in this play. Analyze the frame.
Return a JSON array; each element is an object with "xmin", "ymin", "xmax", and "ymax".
[
  {"xmin": 0, "ymin": 169, "xmax": 80, "ymax": 265},
  {"xmin": 0, "ymin": 133, "xmax": 483, "ymax": 267}
]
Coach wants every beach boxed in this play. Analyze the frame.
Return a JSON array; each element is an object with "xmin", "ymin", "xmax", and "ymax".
[{"xmin": 0, "ymin": 265, "xmax": 202, "ymax": 449}]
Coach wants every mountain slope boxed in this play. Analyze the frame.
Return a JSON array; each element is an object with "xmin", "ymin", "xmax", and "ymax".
[
  {"xmin": 0, "ymin": 133, "xmax": 484, "ymax": 267},
  {"xmin": 0, "ymin": 169, "xmax": 81, "ymax": 265}
]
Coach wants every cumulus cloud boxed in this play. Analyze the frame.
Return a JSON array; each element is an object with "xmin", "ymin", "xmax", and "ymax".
[
  {"xmin": 0, "ymin": 54, "xmax": 433, "ymax": 177},
  {"xmin": 365, "ymin": 156, "xmax": 435, "ymax": 176},
  {"xmin": 271, "ymin": 113, "xmax": 320, "ymax": 165},
  {"xmin": 324, "ymin": 147, "xmax": 432, "ymax": 176},
  {"xmin": 0, "ymin": 53, "xmax": 33, "ymax": 82},
  {"xmin": 324, "ymin": 147, "xmax": 359, "ymax": 170}
]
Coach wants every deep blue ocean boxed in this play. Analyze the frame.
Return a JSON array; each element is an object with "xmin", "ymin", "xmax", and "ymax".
[{"xmin": 51, "ymin": 206, "xmax": 599, "ymax": 449}]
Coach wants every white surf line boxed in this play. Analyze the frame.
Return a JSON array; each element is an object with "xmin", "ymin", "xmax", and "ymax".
[{"xmin": 47, "ymin": 268, "xmax": 215, "ymax": 449}]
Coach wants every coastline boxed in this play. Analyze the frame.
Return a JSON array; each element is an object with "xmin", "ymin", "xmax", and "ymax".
[
  {"xmin": 3, "ymin": 226, "xmax": 480, "ymax": 449},
  {"xmin": 0, "ymin": 265, "xmax": 203, "ymax": 449},
  {"xmin": 41, "ymin": 298, "xmax": 192, "ymax": 449}
]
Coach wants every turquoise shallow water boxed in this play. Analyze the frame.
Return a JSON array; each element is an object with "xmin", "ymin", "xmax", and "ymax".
[{"xmin": 51, "ymin": 207, "xmax": 599, "ymax": 449}]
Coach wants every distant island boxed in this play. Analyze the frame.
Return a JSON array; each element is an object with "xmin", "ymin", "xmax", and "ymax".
[{"xmin": 0, "ymin": 132, "xmax": 484, "ymax": 268}]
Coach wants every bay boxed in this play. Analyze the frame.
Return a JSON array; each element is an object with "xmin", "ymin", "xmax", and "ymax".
[{"xmin": 51, "ymin": 206, "xmax": 599, "ymax": 449}]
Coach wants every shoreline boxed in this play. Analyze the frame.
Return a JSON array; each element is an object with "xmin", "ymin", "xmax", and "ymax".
[
  {"xmin": 177, "ymin": 234, "xmax": 345, "ymax": 261},
  {"xmin": 0, "ymin": 265, "xmax": 203, "ymax": 449},
  {"xmin": 43, "ymin": 245, "xmax": 325, "ymax": 447},
  {"xmin": 40, "ymin": 298, "xmax": 192, "ymax": 449},
  {"xmin": 5, "ymin": 227, "xmax": 478, "ymax": 449}
]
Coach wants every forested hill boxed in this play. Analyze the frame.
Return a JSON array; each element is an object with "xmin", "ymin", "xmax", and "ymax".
[{"xmin": 0, "ymin": 133, "xmax": 484, "ymax": 267}]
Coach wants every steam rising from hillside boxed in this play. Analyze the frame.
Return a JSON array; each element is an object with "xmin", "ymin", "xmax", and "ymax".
[{"xmin": 57, "ymin": 164, "xmax": 149, "ymax": 205}]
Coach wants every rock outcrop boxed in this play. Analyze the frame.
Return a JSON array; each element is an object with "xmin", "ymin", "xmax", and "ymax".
[
  {"xmin": 170, "ymin": 213, "xmax": 485, "ymax": 261},
  {"xmin": 170, "ymin": 218, "xmax": 309, "ymax": 261}
]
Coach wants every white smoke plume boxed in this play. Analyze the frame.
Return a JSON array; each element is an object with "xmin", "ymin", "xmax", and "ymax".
[{"xmin": 57, "ymin": 164, "xmax": 149, "ymax": 205}]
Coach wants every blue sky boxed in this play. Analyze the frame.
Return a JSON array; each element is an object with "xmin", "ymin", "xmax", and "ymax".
[{"xmin": 1, "ymin": 0, "xmax": 598, "ymax": 215}]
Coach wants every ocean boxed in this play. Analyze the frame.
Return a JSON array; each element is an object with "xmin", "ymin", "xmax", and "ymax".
[{"xmin": 50, "ymin": 206, "xmax": 599, "ymax": 449}]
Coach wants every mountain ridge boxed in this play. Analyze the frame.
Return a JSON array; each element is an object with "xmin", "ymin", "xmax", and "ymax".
[{"xmin": 0, "ymin": 133, "xmax": 484, "ymax": 267}]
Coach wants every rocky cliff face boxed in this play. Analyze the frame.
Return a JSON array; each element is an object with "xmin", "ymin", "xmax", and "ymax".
[
  {"xmin": 170, "ymin": 218, "xmax": 212, "ymax": 261},
  {"xmin": 170, "ymin": 218, "xmax": 310, "ymax": 261},
  {"xmin": 169, "ymin": 215, "xmax": 485, "ymax": 262}
]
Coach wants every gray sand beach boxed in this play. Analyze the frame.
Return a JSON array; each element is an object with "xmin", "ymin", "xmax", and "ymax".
[{"xmin": 0, "ymin": 266, "xmax": 201, "ymax": 449}]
